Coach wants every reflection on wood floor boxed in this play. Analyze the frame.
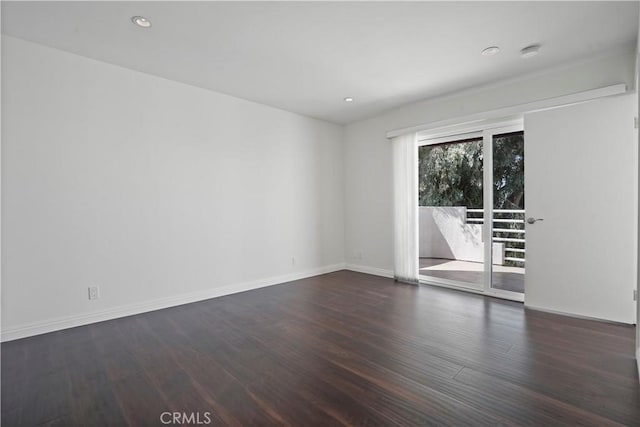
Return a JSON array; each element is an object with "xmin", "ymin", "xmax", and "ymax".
[
  {"xmin": 419, "ymin": 257, "xmax": 524, "ymax": 293},
  {"xmin": 2, "ymin": 271, "xmax": 637, "ymax": 425}
]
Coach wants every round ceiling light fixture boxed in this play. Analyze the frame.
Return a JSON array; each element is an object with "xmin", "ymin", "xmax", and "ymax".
[
  {"xmin": 481, "ymin": 46, "xmax": 500, "ymax": 56},
  {"xmin": 344, "ymin": 97, "xmax": 354, "ymax": 102},
  {"xmin": 521, "ymin": 44, "xmax": 541, "ymax": 59},
  {"xmin": 131, "ymin": 16, "xmax": 152, "ymax": 28}
]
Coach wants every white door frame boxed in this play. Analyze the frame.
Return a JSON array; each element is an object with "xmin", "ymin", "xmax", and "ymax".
[
  {"xmin": 482, "ymin": 124, "xmax": 525, "ymax": 302},
  {"xmin": 417, "ymin": 119, "xmax": 524, "ymax": 302}
]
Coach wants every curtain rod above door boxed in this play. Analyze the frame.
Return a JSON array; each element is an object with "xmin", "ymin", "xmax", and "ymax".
[{"xmin": 386, "ymin": 84, "xmax": 627, "ymax": 139}]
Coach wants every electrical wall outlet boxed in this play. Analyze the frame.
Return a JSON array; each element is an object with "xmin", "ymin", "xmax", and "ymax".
[
  {"xmin": 88, "ymin": 286, "xmax": 100, "ymax": 300},
  {"xmin": 291, "ymin": 256, "xmax": 296, "ymax": 266}
]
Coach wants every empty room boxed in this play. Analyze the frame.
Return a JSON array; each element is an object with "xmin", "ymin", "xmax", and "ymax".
[{"xmin": 2, "ymin": 1, "xmax": 640, "ymax": 426}]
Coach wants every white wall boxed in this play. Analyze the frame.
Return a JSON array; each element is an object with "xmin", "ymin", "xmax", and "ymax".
[
  {"xmin": 344, "ymin": 47, "xmax": 636, "ymax": 275},
  {"xmin": 419, "ymin": 207, "xmax": 482, "ymax": 262},
  {"xmin": 1, "ymin": 36, "xmax": 345, "ymax": 340},
  {"xmin": 636, "ymin": 7, "xmax": 640, "ymax": 366}
]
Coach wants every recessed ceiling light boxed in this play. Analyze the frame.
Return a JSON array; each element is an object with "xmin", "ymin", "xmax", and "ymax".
[
  {"xmin": 521, "ymin": 44, "xmax": 541, "ymax": 59},
  {"xmin": 344, "ymin": 97, "xmax": 354, "ymax": 102},
  {"xmin": 481, "ymin": 46, "xmax": 500, "ymax": 56},
  {"xmin": 131, "ymin": 16, "xmax": 152, "ymax": 28}
]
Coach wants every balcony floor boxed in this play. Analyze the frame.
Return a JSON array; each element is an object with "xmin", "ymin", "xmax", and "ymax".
[{"xmin": 419, "ymin": 258, "xmax": 524, "ymax": 294}]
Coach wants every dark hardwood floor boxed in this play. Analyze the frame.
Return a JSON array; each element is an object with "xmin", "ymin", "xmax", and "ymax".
[{"xmin": 2, "ymin": 270, "xmax": 639, "ymax": 426}]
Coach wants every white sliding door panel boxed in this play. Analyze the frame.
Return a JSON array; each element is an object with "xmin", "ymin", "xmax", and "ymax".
[{"xmin": 524, "ymin": 94, "xmax": 637, "ymax": 323}]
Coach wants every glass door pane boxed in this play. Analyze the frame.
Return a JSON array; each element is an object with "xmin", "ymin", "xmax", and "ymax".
[
  {"xmin": 418, "ymin": 136, "xmax": 485, "ymax": 290},
  {"xmin": 490, "ymin": 131, "xmax": 525, "ymax": 294}
]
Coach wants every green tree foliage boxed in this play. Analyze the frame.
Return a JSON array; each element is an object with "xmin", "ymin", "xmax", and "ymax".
[
  {"xmin": 493, "ymin": 132, "xmax": 524, "ymax": 210},
  {"xmin": 418, "ymin": 138, "xmax": 484, "ymax": 208},
  {"xmin": 418, "ymin": 132, "xmax": 524, "ymax": 210}
]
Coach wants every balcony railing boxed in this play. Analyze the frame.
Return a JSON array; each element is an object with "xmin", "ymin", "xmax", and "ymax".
[{"xmin": 466, "ymin": 209, "xmax": 525, "ymax": 265}]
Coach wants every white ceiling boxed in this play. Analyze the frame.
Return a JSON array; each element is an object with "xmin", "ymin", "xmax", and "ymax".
[{"xmin": 2, "ymin": 1, "xmax": 638, "ymax": 124}]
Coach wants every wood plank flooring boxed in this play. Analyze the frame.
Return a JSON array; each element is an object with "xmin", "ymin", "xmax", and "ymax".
[{"xmin": 2, "ymin": 270, "xmax": 639, "ymax": 426}]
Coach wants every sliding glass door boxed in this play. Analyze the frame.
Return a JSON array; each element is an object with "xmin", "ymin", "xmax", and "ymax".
[{"xmin": 418, "ymin": 122, "xmax": 525, "ymax": 301}]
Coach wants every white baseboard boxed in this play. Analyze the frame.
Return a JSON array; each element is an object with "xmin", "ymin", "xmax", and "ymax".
[
  {"xmin": 0, "ymin": 263, "xmax": 347, "ymax": 342},
  {"xmin": 345, "ymin": 263, "xmax": 394, "ymax": 279},
  {"xmin": 524, "ymin": 303, "xmax": 635, "ymax": 325}
]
